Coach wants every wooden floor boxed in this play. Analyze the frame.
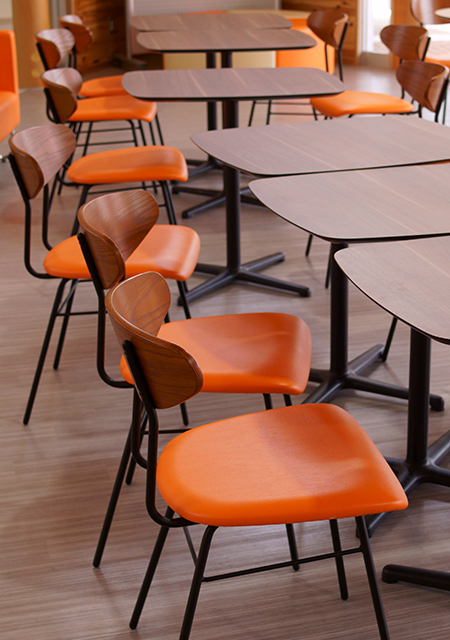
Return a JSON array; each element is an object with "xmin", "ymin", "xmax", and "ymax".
[{"xmin": 2, "ymin": 65, "xmax": 450, "ymax": 640}]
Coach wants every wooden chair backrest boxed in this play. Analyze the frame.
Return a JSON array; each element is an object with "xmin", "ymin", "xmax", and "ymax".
[
  {"xmin": 411, "ymin": 0, "xmax": 450, "ymax": 25},
  {"xmin": 396, "ymin": 60, "xmax": 449, "ymax": 112},
  {"xmin": 8, "ymin": 124, "xmax": 76, "ymax": 199},
  {"xmin": 106, "ymin": 272, "xmax": 203, "ymax": 409},
  {"xmin": 306, "ymin": 9, "xmax": 348, "ymax": 50},
  {"xmin": 41, "ymin": 68, "xmax": 82, "ymax": 123},
  {"xmin": 380, "ymin": 24, "xmax": 429, "ymax": 61},
  {"xmin": 77, "ymin": 190, "xmax": 160, "ymax": 290},
  {"xmin": 36, "ymin": 28, "xmax": 75, "ymax": 70},
  {"xmin": 59, "ymin": 14, "xmax": 93, "ymax": 54}
]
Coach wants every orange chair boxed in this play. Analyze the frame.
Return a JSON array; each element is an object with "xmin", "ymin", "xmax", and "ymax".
[
  {"xmin": 0, "ymin": 30, "xmax": 20, "ymax": 147},
  {"xmin": 105, "ymin": 270, "xmax": 408, "ymax": 640},
  {"xmin": 310, "ymin": 59, "xmax": 448, "ymax": 119},
  {"xmin": 248, "ymin": 10, "xmax": 349, "ymax": 125},
  {"xmin": 78, "ymin": 193, "xmax": 312, "ymax": 567},
  {"xmin": 38, "ymin": 69, "xmax": 187, "ymax": 222},
  {"xmin": 8, "ymin": 125, "xmax": 198, "ymax": 425},
  {"xmin": 41, "ymin": 66, "xmax": 161, "ymax": 158}
]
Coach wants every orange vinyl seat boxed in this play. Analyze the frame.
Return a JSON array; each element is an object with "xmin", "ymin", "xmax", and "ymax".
[
  {"xmin": 311, "ymin": 59, "xmax": 448, "ymax": 120},
  {"xmin": 78, "ymin": 192, "xmax": 311, "ymax": 568},
  {"xmin": 8, "ymin": 124, "xmax": 198, "ymax": 426},
  {"xmin": 0, "ymin": 30, "xmax": 20, "ymax": 146},
  {"xmin": 105, "ymin": 270, "xmax": 408, "ymax": 640}
]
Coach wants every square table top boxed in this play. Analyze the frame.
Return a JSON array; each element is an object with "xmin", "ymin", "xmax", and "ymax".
[
  {"xmin": 335, "ymin": 237, "xmax": 450, "ymax": 345},
  {"xmin": 249, "ymin": 163, "xmax": 450, "ymax": 243},
  {"xmin": 192, "ymin": 116, "xmax": 450, "ymax": 176},
  {"xmin": 130, "ymin": 11, "xmax": 292, "ymax": 32},
  {"xmin": 136, "ymin": 26, "xmax": 315, "ymax": 54},
  {"xmin": 122, "ymin": 67, "xmax": 343, "ymax": 103}
]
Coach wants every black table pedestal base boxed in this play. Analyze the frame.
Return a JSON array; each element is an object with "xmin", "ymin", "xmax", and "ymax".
[
  {"xmin": 382, "ymin": 565, "xmax": 450, "ymax": 591},
  {"xmin": 184, "ymin": 251, "xmax": 311, "ymax": 303}
]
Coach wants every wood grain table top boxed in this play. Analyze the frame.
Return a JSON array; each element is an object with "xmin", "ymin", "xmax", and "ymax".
[
  {"xmin": 335, "ymin": 237, "xmax": 450, "ymax": 345},
  {"xmin": 192, "ymin": 116, "xmax": 450, "ymax": 176},
  {"xmin": 249, "ymin": 163, "xmax": 450, "ymax": 243},
  {"xmin": 122, "ymin": 67, "xmax": 343, "ymax": 103},
  {"xmin": 130, "ymin": 11, "xmax": 292, "ymax": 32},
  {"xmin": 136, "ymin": 26, "xmax": 315, "ymax": 54}
]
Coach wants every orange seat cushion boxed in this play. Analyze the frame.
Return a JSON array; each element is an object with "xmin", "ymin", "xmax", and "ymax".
[
  {"xmin": 156, "ymin": 403, "xmax": 408, "ymax": 527},
  {"xmin": 276, "ymin": 23, "xmax": 335, "ymax": 74},
  {"xmin": 43, "ymin": 235, "xmax": 91, "ymax": 279},
  {"xmin": 125, "ymin": 224, "xmax": 200, "ymax": 282},
  {"xmin": 0, "ymin": 91, "xmax": 20, "ymax": 141},
  {"xmin": 311, "ymin": 91, "xmax": 415, "ymax": 118},
  {"xmin": 67, "ymin": 145, "xmax": 188, "ymax": 185},
  {"xmin": 79, "ymin": 75, "xmax": 126, "ymax": 98},
  {"xmin": 120, "ymin": 312, "xmax": 311, "ymax": 396},
  {"xmin": 69, "ymin": 94, "xmax": 157, "ymax": 123}
]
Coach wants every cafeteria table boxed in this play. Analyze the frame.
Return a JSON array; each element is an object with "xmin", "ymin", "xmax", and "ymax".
[
  {"xmin": 249, "ymin": 163, "xmax": 450, "ymax": 429},
  {"xmin": 135, "ymin": 25, "xmax": 316, "ymax": 217},
  {"xmin": 123, "ymin": 67, "xmax": 343, "ymax": 302},
  {"xmin": 336, "ymin": 236, "xmax": 450, "ymax": 581},
  {"xmin": 130, "ymin": 11, "xmax": 292, "ymax": 32}
]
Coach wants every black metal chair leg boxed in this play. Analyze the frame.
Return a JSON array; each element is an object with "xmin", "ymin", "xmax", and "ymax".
[
  {"xmin": 125, "ymin": 399, "xmax": 147, "ymax": 485},
  {"xmin": 53, "ymin": 279, "xmax": 78, "ymax": 370},
  {"xmin": 329, "ymin": 519, "xmax": 348, "ymax": 600},
  {"xmin": 355, "ymin": 516, "xmax": 390, "ymax": 640},
  {"xmin": 93, "ymin": 391, "xmax": 142, "ymax": 566},
  {"xmin": 283, "ymin": 394, "xmax": 292, "ymax": 406},
  {"xmin": 178, "ymin": 525, "xmax": 218, "ymax": 640},
  {"xmin": 23, "ymin": 278, "xmax": 69, "ymax": 425},
  {"xmin": 161, "ymin": 181, "xmax": 178, "ymax": 225},
  {"xmin": 285, "ymin": 524, "xmax": 300, "ymax": 571},
  {"xmin": 129, "ymin": 507, "xmax": 176, "ymax": 630},
  {"xmin": 381, "ymin": 317, "xmax": 398, "ymax": 362},
  {"xmin": 263, "ymin": 393, "xmax": 273, "ymax": 410},
  {"xmin": 305, "ymin": 234, "xmax": 313, "ymax": 256},
  {"xmin": 177, "ymin": 281, "xmax": 192, "ymax": 319}
]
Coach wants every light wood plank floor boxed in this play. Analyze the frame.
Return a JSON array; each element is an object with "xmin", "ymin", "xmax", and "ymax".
[{"xmin": 2, "ymin": 65, "xmax": 450, "ymax": 640}]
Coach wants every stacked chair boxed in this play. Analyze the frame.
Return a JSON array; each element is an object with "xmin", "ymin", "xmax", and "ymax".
[
  {"xmin": 8, "ymin": 124, "xmax": 199, "ymax": 425},
  {"xmin": 104, "ymin": 269, "xmax": 408, "ymax": 640},
  {"xmin": 76, "ymin": 189, "xmax": 314, "ymax": 567}
]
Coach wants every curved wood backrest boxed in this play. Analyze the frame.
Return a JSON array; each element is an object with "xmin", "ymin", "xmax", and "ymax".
[
  {"xmin": 106, "ymin": 272, "xmax": 203, "ymax": 409},
  {"xmin": 36, "ymin": 28, "xmax": 75, "ymax": 69},
  {"xmin": 306, "ymin": 9, "xmax": 348, "ymax": 50},
  {"xmin": 396, "ymin": 60, "xmax": 449, "ymax": 112},
  {"xmin": 380, "ymin": 24, "xmax": 429, "ymax": 61},
  {"xmin": 41, "ymin": 68, "xmax": 82, "ymax": 123},
  {"xmin": 77, "ymin": 190, "xmax": 160, "ymax": 290},
  {"xmin": 59, "ymin": 15, "xmax": 93, "ymax": 54},
  {"xmin": 411, "ymin": 0, "xmax": 450, "ymax": 25},
  {"xmin": 9, "ymin": 124, "xmax": 76, "ymax": 199}
]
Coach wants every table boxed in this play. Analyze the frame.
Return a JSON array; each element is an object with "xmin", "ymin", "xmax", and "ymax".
[
  {"xmin": 135, "ymin": 25, "xmax": 316, "ymax": 217},
  {"xmin": 249, "ymin": 163, "xmax": 450, "ymax": 446},
  {"xmin": 192, "ymin": 115, "xmax": 450, "ymax": 177},
  {"xmin": 335, "ymin": 236, "xmax": 450, "ymax": 588},
  {"xmin": 130, "ymin": 11, "xmax": 292, "ymax": 32},
  {"xmin": 123, "ymin": 67, "xmax": 343, "ymax": 302}
]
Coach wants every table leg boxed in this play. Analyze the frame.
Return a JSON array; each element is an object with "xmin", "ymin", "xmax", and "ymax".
[
  {"xmin": 185, "ymin": 99, "xmax": 311, "ymax": 303},
  {"xmin": 304, "ymin": 244, "xmax": 444, "ymax": 410},
  {"xmin": 366, "ymin": 328, "xmax": 450, "ymax": 535},
  {"xmin": 172, "ymin": 52, "xmax": 223, "ymax": 205}
]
